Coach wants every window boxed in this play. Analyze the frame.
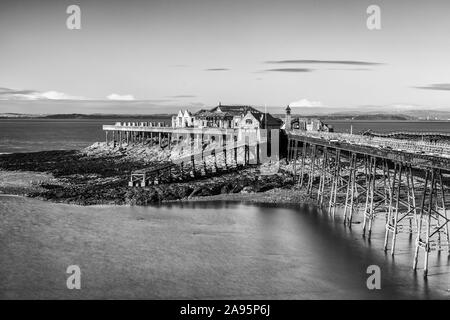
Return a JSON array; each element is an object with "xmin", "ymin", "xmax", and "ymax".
[{"xmin": 246, "ymin": 119, "xmax": 253, "ymax": 125}]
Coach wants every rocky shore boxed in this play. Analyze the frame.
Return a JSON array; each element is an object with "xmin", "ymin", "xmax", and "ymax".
[{"xmin": 0, "ymin": 142, "xmax": 302, "ymax": 206}]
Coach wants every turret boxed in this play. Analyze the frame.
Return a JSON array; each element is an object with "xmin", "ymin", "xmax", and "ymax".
[{"xmin": 285, "ymin": 105, "xmax": 292, "ymax": 130}]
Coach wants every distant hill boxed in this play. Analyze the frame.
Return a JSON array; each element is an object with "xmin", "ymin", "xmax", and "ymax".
[
  {"xmin": 1, "ymin": 108, "xmax": 449, "ymax": 121},
  {"xmin": 267, "ymin": 106, "xmax": 450, "ymax": 120},
  {"xmin": 0, "ymin": 113, "xmax": 172, "ymax": 120},
  {"xmin": 42, "ymin": 113, "xmax": 172, "ymax": 120},
  {"xmin": 272, "ymin": 113, "xmax": 414, "ymax": 121}
]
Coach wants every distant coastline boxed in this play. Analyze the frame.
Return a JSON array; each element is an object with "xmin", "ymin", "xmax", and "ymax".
[
  {"xmin": 0, "ymin": 113, "xmax": 173, "ymax": 120},
  {"xmin": 2, "ymin": 108, "xmax": 450, "ymax": 121}
]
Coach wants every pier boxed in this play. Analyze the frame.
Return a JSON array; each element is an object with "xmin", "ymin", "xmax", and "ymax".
[
  {"xmin": 103, "ymin": 121, "xmax": 271, "ymax": 186},
  {"xmin": 286, "ymin": 130, "xmax": 449, "ymax": 277},
  {"xmin": 103, "ymin": 117, "xmax": 449, "ymax": 277}
]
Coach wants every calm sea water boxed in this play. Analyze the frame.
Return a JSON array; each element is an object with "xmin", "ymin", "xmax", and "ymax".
[
  {"xmin": 1, "ymin": 119, "xmax": 449, "ymax": 299},
  {"xmin": 0, "ymin": 119, "xmax": 449, "ymax": 153},
  {"xmin": 0, "ymin": 118, "xmax": 169, "ymax": 153},
  {"xmin": 327, "ymin": 120, "xmax": 450, "ymax": 134},
  {"xmin": 0, "ymin": 196, "xmax": 449, "ymax": 299}
]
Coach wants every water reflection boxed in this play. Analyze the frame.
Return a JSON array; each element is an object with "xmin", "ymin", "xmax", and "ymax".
[
  {"xmin": 0, "ymin": 195, "xmax": 448, "ymax": 299},
  {"xmin": 140, "ymin": 201, "xmax": 448, "ymax": 299}
]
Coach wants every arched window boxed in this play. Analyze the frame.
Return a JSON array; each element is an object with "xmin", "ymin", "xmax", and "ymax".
[{"xmin": 245, "ymin": 119, "xmax": 253, "ymax": 125}]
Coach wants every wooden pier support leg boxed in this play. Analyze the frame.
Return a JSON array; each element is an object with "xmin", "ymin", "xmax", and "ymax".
[
  {"xmin": 423, "ymin": 170, "xmax": 435, "ymax": 277},
  {"xmin": 362, "ymin": 157, "xmax": 372, "ymax": 234},
  {"xmin": 343, "ymin": 154, "xmax": 351, "ymax": 224},
  {"xmin": 391, "ymin": 164, "xmax": 403, "ymax": 255},
  {"xmin": 317, "ymin": 147, "xmax": 328, "ymax": 206},
  {"xmin": 256, "ymin": 142, "xmax": 260, "ymax": 165},
  {"xmin": 363, "ymin": 157, "xmax": 376, "ymax": 237},
  {"xmin": 213, "ymin": 149, "xmax": 218, "ymax": 173},
  {"xmin": 191, "ymin": 154, "xmax": 196, "ymax": 177},
  {"xmin": 344, "ymin": 153, "xmax": 356, "ymax": 225},
  {"xmin": 384, "ymin": 162, "xmax": 398, "ymax": 251},
  {"xmin": 234, "ymin": 136, "xmax": 238, "ymax": 166},
  {"xmin": 128, "ymin": 175, "xmax": 134, "ymax": 187},
  {"xmin": 317, "ymin": 149, "xmax": 323, "ymax": 203},
  {"xmin": 307, "ymin": 145, "xmax": 316, "ymax": 195},
  {"xmin": 299, "ymin": 143, "xmax": 306, "ymax": 188},
  {"xmin": 383, "ymin": 159, "xmax": 392, "ymax": 223},
  {"xmin": 367, "ymin": 157, "xmax": 377, "ymax": 237},
  {"xmin": 413, "ymin": 170, "xmax": 429, "ymax": 271},
  {"xmin": 292, "ymin": 139, "xmax": 296, "ymax": 163},
  {"xmin": 328, "ymin": 149, "xmax": 340, "ymax": 216},
  {"xmin": 405, "ymin": 166, "xmax": 417, "ymax": 236},
  {"xmin": 438, "ymin": 171, "xmax": 450, "ymax": 253},
  {"xmin": 223, "ymin": 134, "xmax": 228, "ymax": 169},
  {"xmin": 292, "ymin": 141, "xmax": 298, "ymax": 182},
  {"xmin": 348, "ymin": 157, "xmax": 356, "ymax": 225},
  {"xmin": 322, "ymin": 148, "xmax": 329, "ymax": 205}
]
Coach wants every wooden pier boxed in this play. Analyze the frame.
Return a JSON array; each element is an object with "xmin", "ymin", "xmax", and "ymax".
[
  {"xmin": 287, "ymin": 130, "xmax": 450, "ymax": 277},
  {"xmin": 102, "ymin": 122, "xmax": 270, "ymax": 187}
]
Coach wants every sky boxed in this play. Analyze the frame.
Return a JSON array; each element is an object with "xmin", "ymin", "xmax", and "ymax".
[{"xmin": 0, "ymin": 0, "xmax": 450, "ymax": 114}]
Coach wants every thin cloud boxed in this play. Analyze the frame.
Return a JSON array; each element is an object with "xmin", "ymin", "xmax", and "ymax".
[
  {"xmin": 414, "ymin": 83, "xmax": 450, "ymax": 91},
  {"xmin": 0, "ymin": 87, "xmax": 85, "ymax": 100},
  {"xmin": 289, "ymin": 99, "xmax": 323, "ymax": 107},
  {"xmin": 265, "ymin": 59, "xmax": 383, "ymax": 66},
  {"xmin": 107, "ymin": 93, "xmax": 135, "ymax": 101},
  {"xmin": 263, "ymin": 68, "xmax": 314, "ymax": 73},
  {"xmin": 0, "ymin": 87, "xmax": 35, "ymax": 95},
  {"xmin": 169, "ymin": 95, "xmax": 197, "ymax": 98},
  {"xmin": 327, "ymin": 68, "xmax": 372, "ymax": 71},
  {"xmin": 205, "ymin": 68, "xmax": 230, "ymax": 71}
]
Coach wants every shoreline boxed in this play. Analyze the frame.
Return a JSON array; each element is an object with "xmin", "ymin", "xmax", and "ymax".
[
  {"xmin": 0, "ymin": 143, "xmax": 302, "ymax": 206},
  {"xmin": 0, "ymin": 188, "xmax": 316, "ymax": 207}
]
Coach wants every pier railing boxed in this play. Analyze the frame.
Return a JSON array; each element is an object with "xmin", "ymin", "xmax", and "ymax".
[{"xmin": 290, "ymin": 130, "xmax": 450, "ymax": 158}]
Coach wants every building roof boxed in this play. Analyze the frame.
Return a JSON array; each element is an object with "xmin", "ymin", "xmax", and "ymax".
[
  {"xmin": 247, "ymin": 111, "xmax": 283, "ymax": 128},
  {"xmin": 194, "ymin": 109, "xmax": 234, "ymax": 119},
  {"xmin": 187, "ymin": 104, "xmax": 282, "ymax": 127},
  {"xmin": 209, "ymin": 104, "xmax": 262, "ymax": 116}
]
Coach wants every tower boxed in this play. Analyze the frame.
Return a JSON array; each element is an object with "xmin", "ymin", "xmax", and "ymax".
[{"xmin": 285, "ymin": 105, "xmax": 292, "ymax": 130}]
